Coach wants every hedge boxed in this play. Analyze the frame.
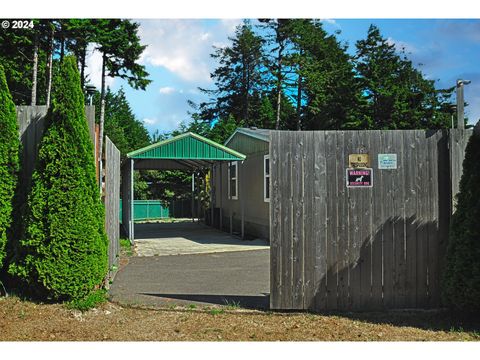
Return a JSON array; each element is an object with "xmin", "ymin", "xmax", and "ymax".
[
  {"xmin": 9, "ymin": 56, "xmax": 108, "ymax": 301},
  {"xmin": 442, "ymin": 127, "xmax": 480, "ymax": 312},
  {"xmin": 0, "ymin": 64, "xmax": 19, "ymax": 269}
]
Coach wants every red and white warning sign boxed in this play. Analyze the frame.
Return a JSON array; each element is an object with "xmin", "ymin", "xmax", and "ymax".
[{"xmin": 346, "ymin": 168, "xmax": 373, "ymax": 188}]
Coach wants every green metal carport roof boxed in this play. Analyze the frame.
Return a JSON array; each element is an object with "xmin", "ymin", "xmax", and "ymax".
[
  {"xmin": 126, "ymin": 132, "xmax": 246, "ymax": 170},
  {"xmin": 122, "ymin": 132, "xmax": 246, "ymax": 242}
]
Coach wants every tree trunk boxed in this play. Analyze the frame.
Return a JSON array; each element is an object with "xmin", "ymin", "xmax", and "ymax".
[
  {"xmin": 60, "ymin": 34, "xmax": 65, "ymax": 62},
  {"xmin": 46, "ymin": 27, "xmax": 54, "ymax": 108},
  {"xmin": 275, "ymin": 44, "xmax": 284, "ymax": 130},
  {"xmin": 98, "ymin": 53, "xmax": 107, "ymax": 194},
  {"xmin": 242, "ymin": 57, "xmax": 249, "ymax": 126},
  {"xmin": 296, "ymin": 74, "xmax": 302, "ymax": 130},
  {"xmin": 80, "ymin": 46, "xmax": 86, "ymax": 90},
  {"xmin": 31, "ymin": 34, "xmax": 38, "ymax": 106}
]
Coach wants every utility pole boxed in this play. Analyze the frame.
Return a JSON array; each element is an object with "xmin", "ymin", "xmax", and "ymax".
[{"xmin": 456, "ymin": 79, "xmax": 471, "ymax": 129}]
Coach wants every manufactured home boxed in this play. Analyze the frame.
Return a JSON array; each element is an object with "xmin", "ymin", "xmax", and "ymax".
[{"xmin": 211, "ymin": 127, "xmax": 271, "ymax": 240}]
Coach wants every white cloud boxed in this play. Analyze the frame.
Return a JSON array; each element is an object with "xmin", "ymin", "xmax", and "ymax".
[
  {"xmin": 84, "ymin": 43, "xmax": 115, "ymax": 89},
  {"xmin": 138, "ymin": 20, "xmax": 212, "ymax": 83},
  {"xmin": 220, "ymin": 19, "xmax": 242, "ymax": 33},
  {"xmin": 142, "ymin": 115, "xmax": 186, "ymax": 133},
  {"xmin": 159, "ymin": 86, "xmax": 176, "ymax": 94},
  {"xmin": 137, "ymin": 19, "xmax": 239, "ymax": 84},
  {"xmin": 386, "ymin": 37, "xmax": 417, "ymax": 54},
  {"xmin": 143, "ymin": 118, "xmax": 159, "ymax": 125},
  {"xmin": 320, "ymin": 19, "xmax": 341, "ymax": 29}
]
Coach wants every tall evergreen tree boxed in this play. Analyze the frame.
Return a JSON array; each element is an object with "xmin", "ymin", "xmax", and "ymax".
[
  {"xmin": 0, "ymin": 65, "xmax": 20, "ymax": 268},
  {"xmin": 289, "ymin": 20, "xmax": 363, "ymax": 130},
  {"xmin": 93, "ymin": 87, "xmax": 150, "ymax": 159},
  {"xmin": 9, "ymin": 56, "xmax": 107, "ymax": 301},
  {"xmin": 198, "ymin": 20, "xmax": 265, "ymax": 126},
  {"xmin": 91, "ymin": 19, "xmax": 151, "ymax": 187},
  {"xmin": 258, "ymin": 19, "xmax": 295, "ymax": 129},
  {"xmin": 443, "ymin": 124, "xmax": 480, "ymax": 312},
  {"xmin": 355, "ymin": 25, "xmax": 452, "ymax": 129}
]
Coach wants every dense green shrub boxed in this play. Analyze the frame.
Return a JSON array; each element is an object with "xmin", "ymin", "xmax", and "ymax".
[
  {"xmin": 9, "ymin": 56, "xmax": 108, "ymax": 301},
  {"xmin": 443, "ymin": 127, "xmax": 480, "ymax": 312},
  {"xmin": 0, "ymin": 65, "xmax": 20, "ymax": 269}
]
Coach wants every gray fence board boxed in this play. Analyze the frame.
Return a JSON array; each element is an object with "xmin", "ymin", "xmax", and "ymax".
[
  {"xmin": 105, "ymin": 136, "xmax": 120, "ymax": 280},
  {"xmin": 403, "ymin": 130, "xmax": 418, "ymax": 308},
  {"xmin": 370, "ymin": 130, "xmax": 384, "ymax": 309},
  {"xmin": 313, "ymin": 131, "xmax": 327, "ymax": 310},
  {"xmin": 270, "ymin": 129, "xmax": 469, "ymax": 311},
  {"xmin": 269, "ymin": 132, "xmax": 282, "ymax": 309},
  {"xmin": 337, "ymin": 131, "xmax": 349, "ymax": 310},
  {"xmin": 303, "ymin": 131, "xmax": 315, "ymax": 309},
  {"xmin": 393, "ymin": 131, "xmax": 406, "ymax": 309},
  {"xmin": 325, "ymin": 131, "xmax": 338, "ymax": 310},
  {"xmin": 292, "ymin": 132, "xmax": 304, "ymax": 309}
]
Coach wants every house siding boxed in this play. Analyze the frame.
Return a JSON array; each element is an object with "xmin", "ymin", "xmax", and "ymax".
[{"xmin": 213, "ymin": 133, "xmax": 270, "ymax": 240}]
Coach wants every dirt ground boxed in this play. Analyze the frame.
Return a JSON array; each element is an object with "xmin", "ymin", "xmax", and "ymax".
[{"xmin": 1, "ymin": 296, "xmax": 479, "ymax": 341}]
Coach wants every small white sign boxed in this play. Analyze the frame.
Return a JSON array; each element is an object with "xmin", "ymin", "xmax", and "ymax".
[{"xmin": 378, "ymin": 154, "xmax": 397, "ymax": 169}]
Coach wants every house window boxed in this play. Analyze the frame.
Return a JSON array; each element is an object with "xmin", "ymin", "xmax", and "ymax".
[
  {"xmin": 228, "ymin": 161, "xmax": 238, "ymax": 200},
  {"xmin": 264, "ymin": 155, "xmax": 270, "ymax": 202}
]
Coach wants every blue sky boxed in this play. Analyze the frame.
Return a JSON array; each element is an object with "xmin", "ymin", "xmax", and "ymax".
[{"xmin": 85, "ymin": 19, "xmax": 480, "ymax": 135}]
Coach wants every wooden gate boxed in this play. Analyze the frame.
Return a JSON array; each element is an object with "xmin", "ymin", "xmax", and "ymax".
[{"xmin": 270, "ymin": 129, "xmax": 471, "ymax": 311}]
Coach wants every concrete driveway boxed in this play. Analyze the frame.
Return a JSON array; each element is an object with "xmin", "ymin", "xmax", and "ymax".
[
  {"xmin": 110, "ymin": 221, "xmax": 270, "ymax": 309},
  {"xmin": 133, "ymin": 221, "xmax": 269, "ymax": 256}
]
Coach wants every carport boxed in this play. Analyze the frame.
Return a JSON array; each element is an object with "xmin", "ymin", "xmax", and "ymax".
[{"xmin": 121, "ymin": 132, "xmax": 246, "ymax": 242}]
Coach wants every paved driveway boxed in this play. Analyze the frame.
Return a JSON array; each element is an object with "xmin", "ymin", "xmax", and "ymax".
[
  {"xmin": 133, "ymin": 221, "xmax": 269, "ymax": 256},
  {"xmin": 110, "ymin": 221, "xmax": 270, "ymax": 309},
  {"xmin": 110, "ymin": 249, "xmax": 270, "ymax": 309}
]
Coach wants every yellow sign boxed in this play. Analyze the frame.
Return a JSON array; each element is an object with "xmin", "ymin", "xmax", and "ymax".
[{"xmin": 348, "ymin": 154, "xmax": 370, "ymax": 168}]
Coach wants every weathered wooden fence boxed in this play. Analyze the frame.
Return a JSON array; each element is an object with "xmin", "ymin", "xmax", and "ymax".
[
  {"xmin": 16, "ymin": 105, "xmax": 96, "ymax": 188},
  {"xmin": 270, "ymin": 129, "xmax": 472, "ymax": 311},
  {"xmin": 105, "ymin": 136, "xmax": 120, "ymax": 279}
]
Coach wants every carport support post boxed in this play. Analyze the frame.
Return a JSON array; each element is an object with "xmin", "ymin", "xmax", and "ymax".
[
  {"xmin": 210, "ymin": 165, "xmax": 214, "ymax": 227},
  {"xmin": 198, "ymin": 172, "xmax": 202, "ymax": 221},
  {"xmin": 191, "ymin": 171, "xmax": 195, "ymax": 223},
  {"xmin": 130, "ymin": 159, "xmax": 134, "ymax": 242},
  {"xmin": 219, "ymin": 163, "xmax": 223, "ymax": 231},
  {"xmin": 240, "ymin": 160, "xmax": 245, "ymax": 239}
]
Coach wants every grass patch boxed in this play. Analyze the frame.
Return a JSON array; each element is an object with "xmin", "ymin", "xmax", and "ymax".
[
  {"xmin": 209, "ymin": 308, "xmax": 225, "ymax": 316},
  {"xmin": 66, "ymin": 289, "xmax": 107, "ymax": 311},
  {"xmin": 120, "ymin": 238, "xmax": 133, "ymax": 257},
  {"xmin": 224, "ymin": 300, "xmax": 241, "ymax": 310}
]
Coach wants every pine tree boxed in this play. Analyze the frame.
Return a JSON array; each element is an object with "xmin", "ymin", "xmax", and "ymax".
[
  {"xmin": 442, "ymin": 126, "xmax": 480, "ymax": 312},
  {"xmin": 289, "ymin": 20, "xmax": 363, "ymax": 130},
  {"xmin": 93, "ymin": 87, "xmax": 150, "ymax": 159},
  {"xmin": 198, "ymin": 20, "xmax": 265, "ymax": 126},
  {"xmin": 9, "ymin": 56, "xmax": 108, "ymax": 301},
  {"xmin": 0, "ymin": 65, "xmax": 20, "ymax": 268},
  {"xmin": 92, "ymin": 19, "xmax": 151, "ymax": 184},
  {"xmin": 258, "ymin": 19, "xmax": 295, "ymax": 129},
  {"xmin": 354, "ymin": 25, "xmax": 452, "ymax": 129}
]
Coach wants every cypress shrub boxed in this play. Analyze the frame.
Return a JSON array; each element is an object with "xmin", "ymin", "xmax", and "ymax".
[
  {"xmin": 0, "ymin": 65, "xmax": 20, "ymax": 269},
  {"xmin": 9, "ymin": 56, "xmax": 108, "ymax": 301},
  {"xmin": 443, "ymin": 127, "xmax": 480, "ymax": 312}
]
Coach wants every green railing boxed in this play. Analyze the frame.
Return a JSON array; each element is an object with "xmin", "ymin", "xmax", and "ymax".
[{"xmin": 120, "ymin": 199, "xmax": 170, "ymax": 223}]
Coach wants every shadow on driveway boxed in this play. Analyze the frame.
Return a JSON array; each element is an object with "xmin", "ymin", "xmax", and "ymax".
[{"xmin": 139, "ymin": 293, "xmax": 269, "ymax": 310}]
